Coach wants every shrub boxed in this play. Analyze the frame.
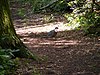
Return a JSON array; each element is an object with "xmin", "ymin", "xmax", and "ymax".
[
  {"xmin": 79, "ymin": 12, "xmax": 100, "ymax": 35},
  {"xmin": 0, "ymin": 47, "xmax": 19, "ymax": 75}
]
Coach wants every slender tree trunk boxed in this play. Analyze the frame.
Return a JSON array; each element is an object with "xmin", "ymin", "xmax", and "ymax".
[{"xmin": 0, "ymin": 0, "xmax": 38, "ymax": 60}]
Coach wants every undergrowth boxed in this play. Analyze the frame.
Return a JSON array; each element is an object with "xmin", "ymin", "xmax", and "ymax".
[{"xmin": 0, "ymin": 47, "xmax": 19, "ymax": 75}]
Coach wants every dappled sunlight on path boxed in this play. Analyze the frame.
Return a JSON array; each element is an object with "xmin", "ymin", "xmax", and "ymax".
[
  {"xmin": 18, "ymin": 29, "xmax": 100, "ymax": 75},
  {"xmin": 10, "ymin": 0, "xmax": 100, "ymax": 74},
  {"xmin": 15, "ymin": 21, "xmax": 73, "ymax": 34},
  {"xmin": 13, "ymin": 13, "xmax": 76, "ymax": 34},
  {"xmin": 14, "ymin": 14, "xmax": 100, "ymax": 75}
]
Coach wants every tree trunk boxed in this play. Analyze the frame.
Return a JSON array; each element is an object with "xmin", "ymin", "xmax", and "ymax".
[{"xmin": 0, "ymin": 0, "xmax": 38, "ymax": 60}]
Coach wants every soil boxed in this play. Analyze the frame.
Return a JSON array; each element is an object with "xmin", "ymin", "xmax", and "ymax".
[{"xmin": 10, "ymin": 1, "xmax": 100, "ymax": 75}]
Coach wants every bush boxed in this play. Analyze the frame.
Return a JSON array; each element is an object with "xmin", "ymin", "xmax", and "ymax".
[
  {"xmin": 16, "ymin": 0, "xmax": 70, "ymax": 13},
  {"xmin": 64, "ymin": 13, "xmax": 80, "ymax": 29},
  {"xmin": 79, "ymin": 12, "xmax": 100, "ymax": 35},
  {"xmin": 64, "ymin": 11, "xmax": 100, "ymax": 36},
  {"xmin": 0, "ymin": 47, "xmax": 19, "ymax": 75}
]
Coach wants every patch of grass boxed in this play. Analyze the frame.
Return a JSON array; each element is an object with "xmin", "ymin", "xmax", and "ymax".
[{"xmin": 32, "ymin": 67, "xmax": 40, "ymax": 75}]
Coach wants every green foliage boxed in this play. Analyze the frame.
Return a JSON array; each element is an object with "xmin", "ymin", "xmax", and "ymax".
[
  {"xmin": 64, "ymin": 13, "xmax": 80, "ymax": 29},
  {"xmin": 64, "ymin": 11, "xmax": 100, "ymax": 35},
  {"xmin": 43, "ymin": 14, "xmax": 54, "ymax": 23},
  {"xmin": 17, "ymin": 8, "xmax": 26, "ymax": 17},
  {"xmin": 31, "ymin": 0, "xmax": 51, "ymax": 12},
  {"xmin": 32, "ymin": 68, "xmax": 40, "ymax": 75},
  {"xmin": 68, "ymin": 0, "xmax": 85, "ymax": 7},
  {"xmin": 64, "ymin": 0, "xmax": 100, "ymax": 35},
  {"xmin": 0, "ymin": 47, "xmax": 19, "ymax": 75},
  {"xmin": 0, "ymin": 34, "xmax": 17, "ymax": 48},
  {"xmin": 79, "ymin": 12, "xmax": 100, "ymax": 34},
  {"xmin": 17, "ymin": 0, "xmax": 51, "ymax": 12},
  {"xmin": 50, "ymin": 0, "xmax": 68, "ymax": 13},
  {"xmin": 16, "ymin": 0, "xmax": 69, "ymax": 13}
]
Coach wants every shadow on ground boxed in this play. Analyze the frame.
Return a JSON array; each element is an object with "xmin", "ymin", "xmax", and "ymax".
[
  {"xmin": 17, "ymin": 30, "xmax": 100, "ymax": 75},
  {"xmin": 10, "ymin": 1, "xmax": 100, "ymax": 75}
]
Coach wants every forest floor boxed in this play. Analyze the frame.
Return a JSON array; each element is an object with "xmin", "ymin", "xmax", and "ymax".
[{"xmin": 10, "ymin": 1, "xmax": 100, "ymax": 75}]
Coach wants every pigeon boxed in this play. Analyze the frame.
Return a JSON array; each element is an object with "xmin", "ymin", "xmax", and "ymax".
[{"xmin": 47, "ymin": 27, "xmax": 58, "ymax": 38}]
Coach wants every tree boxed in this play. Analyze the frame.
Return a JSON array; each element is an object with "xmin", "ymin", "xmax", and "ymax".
[{"xmin": 0, "ymin": 0, "xmax": 37, "ymax": 60}]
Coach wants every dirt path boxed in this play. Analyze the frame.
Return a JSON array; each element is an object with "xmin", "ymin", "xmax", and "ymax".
[
  {"xmin": 14, "ymin": 14, "xmax": 100, "ymax": 75},
  {"xmin": 10, "ymin": 1, "xmax": 100, "ymax": 75}
]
